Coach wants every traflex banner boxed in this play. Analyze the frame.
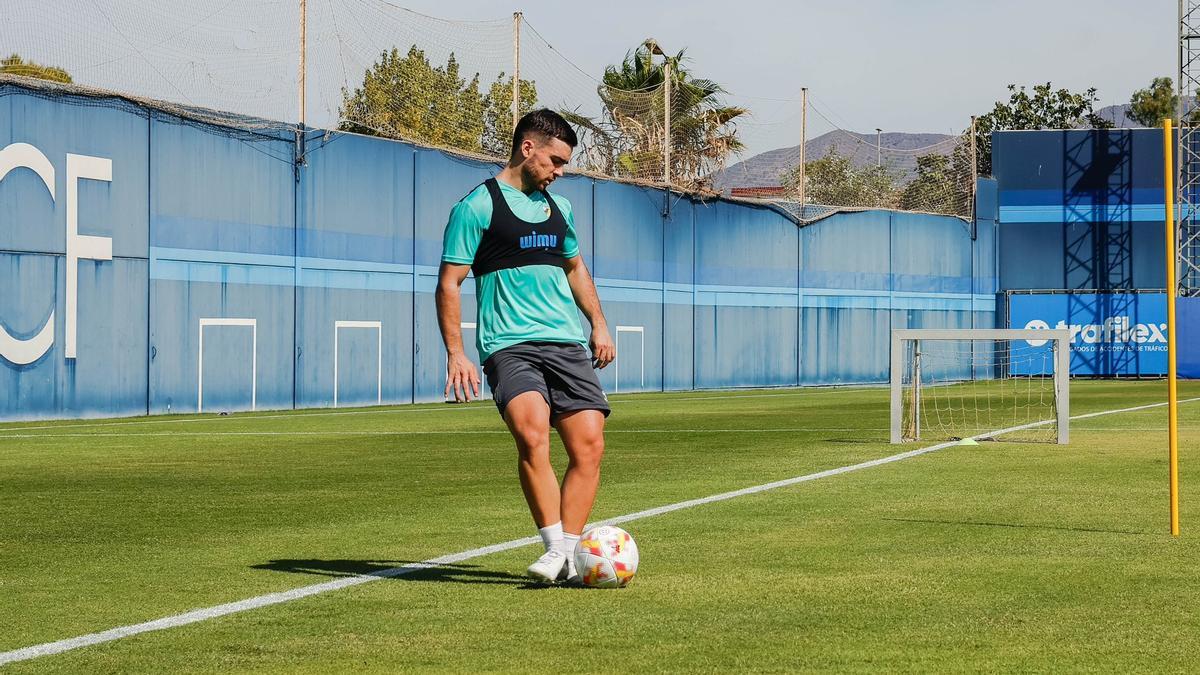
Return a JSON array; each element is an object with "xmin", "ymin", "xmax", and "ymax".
[{"xmin": 1008, "ymin": 293, "xmax": 1168, "ymax": 376}]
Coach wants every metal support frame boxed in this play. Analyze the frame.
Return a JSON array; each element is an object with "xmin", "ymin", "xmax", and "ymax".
[
  {"xmin": 1178, "ymin": 0, "xmax": 1200, "ymax": 296},
  {"xmin": 889, "ymin": 328, "xmax": 1070, "ymax": 445}
]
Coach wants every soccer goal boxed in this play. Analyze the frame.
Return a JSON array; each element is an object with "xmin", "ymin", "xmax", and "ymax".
[{"xmin": 889, "ymin": 329, "xmax": 1071, "ymax": 445}]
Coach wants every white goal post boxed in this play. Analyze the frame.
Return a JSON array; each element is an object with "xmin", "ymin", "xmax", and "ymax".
[{"xmin": 890, "ymin": 328, "xmax": 1071, "ymax": 445}]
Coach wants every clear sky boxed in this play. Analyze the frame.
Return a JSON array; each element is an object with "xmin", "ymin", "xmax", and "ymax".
[
  {"xmin": 458, "ymin": 0, "xmax": 1178, "ymax": 155},
  {"xmin": 6, "ymin": 0, "xmax": 1178, "ymax": 159}
]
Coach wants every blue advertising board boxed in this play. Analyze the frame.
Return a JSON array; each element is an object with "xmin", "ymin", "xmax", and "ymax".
[
  {"xmin": 1008, "ymin": 293, "xmax": 1169, "ymax": 376},
  {"xmin": 1180, "ymin": 297, "xmax": 1200, "ymax": 379}
]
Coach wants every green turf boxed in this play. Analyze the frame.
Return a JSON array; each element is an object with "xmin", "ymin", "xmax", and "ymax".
[{"xmin": 1, "ymin": 381, "xmax": 1198, "ymax": 672}]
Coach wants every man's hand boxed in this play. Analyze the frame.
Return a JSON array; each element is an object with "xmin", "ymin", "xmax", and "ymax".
[
  {"xmin": 445, "ymin": 351, "xmax": 481, "ymax": 402},
  {"xmin": 590, "ymin": 328, "xmax": 615, "ymax": 369}
]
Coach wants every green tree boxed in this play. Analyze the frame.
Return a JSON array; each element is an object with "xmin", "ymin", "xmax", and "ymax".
[
  {"xmin": 899, "ymin": 142, "xmax": 973, "ymax": 215},
  {"xmin": 900, "ymin": 153, "xmax": 953, "ymax": 212},
  {"xmin": 339, "ymin": 46, "xmax": 535, "ymax": 156},
  {"xmin": 974, "ymin": 83, "xmax": 1113, "ymax": 176},
  {"xmin": 1, "ymin": 53, "xmax": 72, "ymax": 83},
  {"xmin": 1128, "ymin": 76, "xmax": 1177, "ymax": 127},
  {"xmin": 781, "ymin": 145, "xmax": 900, "ymax": 209},
  {"xmin": 562, "ymin": 43, "xmax": 746, "ymax": 189},
  {"xmin": 482, "ymin": 71, "xmax": 538, "ymax": 157}
]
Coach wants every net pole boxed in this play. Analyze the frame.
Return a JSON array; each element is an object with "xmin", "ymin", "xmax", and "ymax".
[
  {"xmin": 912, "ymin": 340, "xmax": 922, "ymax": 441},
  {"xmin": 970, "ymin": 115, "xmax": 978, "ymax": 240},
  {"xmin": 799, "ymin": 87, "xmax": 807, "ymax": 214},
  {"xmin": 298, "ymin": 0, "xmax": 306, "ymax": 128},
  {"xmin": 512, "ymin": 12, "xmax": 522, "ymax": 133},
  {"xmin": 889, "ymin": 331, "xmax": 903, "ymax": 443},
  {"xmin": 1055, "ymin": 335, "xmax": 1069, "ymax": 444},
  {"xmin": 1165, "ymin": 117, "xmax": 1181, "ymax": 537},
  {"xmin": 663, "ymin": 58, "xmax": 671, "ymax": 185}
]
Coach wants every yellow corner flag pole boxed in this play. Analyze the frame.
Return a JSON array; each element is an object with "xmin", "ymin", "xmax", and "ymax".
[{"xmin": 1164, "ymin": 118, "xmax": 1180, "ymax": 537}]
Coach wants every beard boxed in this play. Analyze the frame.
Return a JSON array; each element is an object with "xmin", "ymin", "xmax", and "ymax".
[{"xmin": 522, "ymin": 164, "xmax": 553, "ymax": 191}]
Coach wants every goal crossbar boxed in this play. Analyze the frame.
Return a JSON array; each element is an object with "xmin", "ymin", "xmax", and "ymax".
[{"xmin": 889, "ymin": 328, "xmax": 1071, "ymax": 444}]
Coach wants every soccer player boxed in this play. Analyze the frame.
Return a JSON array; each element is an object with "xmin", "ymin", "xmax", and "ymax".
[{"xmin": 436, "ymin": 109, "xmax": 615, "ymax": 583}]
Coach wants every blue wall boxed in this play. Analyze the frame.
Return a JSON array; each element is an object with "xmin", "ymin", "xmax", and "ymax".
[
  {"xmin": 994, "ymin": 128, "xmax": 1167, "ymax": 291},
  {"xmin": 0, "ymin": 83, "xmax": 998, "ymax": 420}
]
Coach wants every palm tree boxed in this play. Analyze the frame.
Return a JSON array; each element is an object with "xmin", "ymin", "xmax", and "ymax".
[{"xmin": 562, "ymin": 43, "xmax": 746, "ymax": 190}]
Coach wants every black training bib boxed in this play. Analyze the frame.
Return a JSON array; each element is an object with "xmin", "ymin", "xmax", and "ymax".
[{"xmin": 471, "ymin": 178, "xmax": 570, "ymax": 277}]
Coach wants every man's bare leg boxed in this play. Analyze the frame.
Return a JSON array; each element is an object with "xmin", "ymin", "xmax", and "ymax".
[
  {"xmin": 502, "ymin": 391, "xmax": 559, "ymax": 527},
  {"xmin": 554, "ymin": 409, "xmax": 606, "ymax": 534}
]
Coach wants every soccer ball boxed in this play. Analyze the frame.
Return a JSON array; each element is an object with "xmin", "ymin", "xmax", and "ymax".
[{"xmin": 574, "ymin": 525, "xmax": 638, "ymax": 588}]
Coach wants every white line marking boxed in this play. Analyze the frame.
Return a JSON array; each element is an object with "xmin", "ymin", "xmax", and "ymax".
[
  {"xmin": 0, "ymin": 428, "xmax": 879, "ymax": 439},
  {"xmin": 1, "ymin": 396, "xmax": 1192, "ymax": 666},
  {"xmin": 0, "ymin": 538, "xmax": 541, "ymax": 666},
  {"xmin": 333, "ymin": 320, "xmax": 383, "ymax": 408},
  {"xmin": 614, "ymin": 325, "xmax": 645, "ymax": 393},
  {"xmin": 5, "ymin": 396, "xmax": 1195, "ymax": 441},
  {"xmin": 198, "ymin": 318, "xmax": 257, "ymax": 413},
  {"xmin": 0, "ymin": 388, "xmax": 878, "ymax": 433}
]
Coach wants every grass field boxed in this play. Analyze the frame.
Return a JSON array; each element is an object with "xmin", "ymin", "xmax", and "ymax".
[{"xmin": 2, "ymin": 380, "xmax": 1199, "ymax": 672}]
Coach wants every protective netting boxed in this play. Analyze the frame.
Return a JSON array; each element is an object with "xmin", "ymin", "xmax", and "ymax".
[
  {"xmin": 716, "ymin": 94, "xmax": 976, "ymax": 222},
  {"xmin": 900, "ymin": 339, "xmax": 1060, "ymax": 444},
  {"xmin": 3, "ymin": 0, "xmax": 300, "ymax": 129},
  {"xmin": 2, "ymin": 0, "xmax": 973, "ymax": 217}
]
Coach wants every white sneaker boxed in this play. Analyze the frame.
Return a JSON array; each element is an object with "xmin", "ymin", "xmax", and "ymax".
[
  {"xmin": 526, "ymin": 549, "xmax": 568, "ymax": 582},
  {"xmin": 561, "ymin": 556, "xmax": 581, "ymax": 585}
]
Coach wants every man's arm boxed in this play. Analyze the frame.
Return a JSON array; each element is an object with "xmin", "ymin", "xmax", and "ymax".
[
  {"xmin": 562, "ymin": 255, "xmax": 615, "ymax": 369},
  {"xmin": 435, "ymin": 261, "xmax": 481, "ymax": 401}
]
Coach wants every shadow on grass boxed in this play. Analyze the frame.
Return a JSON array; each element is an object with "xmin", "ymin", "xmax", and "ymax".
[
  {"xmin": 251, "ymin": 558, "xmax": 574, "ymax": 590},
  {"xmin": 883, "ymin": 517, "xmax": 1151, "ymax": 536}
]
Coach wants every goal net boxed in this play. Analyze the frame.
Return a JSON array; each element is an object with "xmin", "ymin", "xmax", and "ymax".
[{"xmin": 890, "ymin": 329, "xmax": 1070, "ymax": 444}]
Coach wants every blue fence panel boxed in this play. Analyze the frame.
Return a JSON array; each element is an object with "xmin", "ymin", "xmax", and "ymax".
[
  {"xmin": 662, "ymin": 200, "xmax": 694, "ymax": 390},
  {"xmin": 973, "ymin": 179, "xmax": 1000, "ymax": 298},
  {"xmin": 0, "ymin": 252, "xmax": 58, "ymax": 417},
  {"xmin": 1131, "ymin": 222, "xmax": 1166, "ymax": 289},
  {"xmin": 801, "ymin": 210, "xmax": 890, "ymax": 291},
  {"xmin": 995, "ymin": 128, "xmax": 1167, "ymax": 292},
  {"xmin": 593, "ymin": 182, "xmax": 664, "ymax": 283},
  {"xmin": 589, "ymin": 181, "xmax": 666, "ymax": 393},
  {"xmin": 799, "ymin": 306, "xmax": 889, "ymax": 385},
  {"xmin": 549, "ymin": 175, "xmax": 595, "ymax": 270},
  {"xmin": 148, "ymin": 264, "xmax": 295, "ymax": 413},
  {"xmin": 411, "ymin": 149, "xmax": 497, "ymax": 402},
  {"xmin": 693, "ymin": 200, "xmax": 798, "ymax": 388},
  {"xmin": 295, "ymin": 283, "xmax": 414, "ymax": 408},
  {"xmin": 596, "ymin": 300, "xmax": 663, "ymax": 394},
  {"xmin": 2, "ymin": 82, "xmax": 1061, "ymax": 421},
  {"xmin": 0, "ymin": 252, "xmax": 147, "ymax": 418},
  {"xmin": 696, "ymin": 304, "xmax": 798, "ymax": 388},
  {"xmin": 150, "ymin": 116, "xmax": 294, "ymax": 257},
  {"xmin": 295, "ymin": 132, "xmax": 417, "ymax": 407},
  {"xmin": 412, "ymin": 149, "xmax": 497, "ymax": 268},
  {"xmin": 696, "ymin": 200, "xmax": 797, "ymax": 289},
  {"xmin": 1181, "ymin": 298, "xmax": 1200, "ymax": 379},
  {"xmin": 891, "ymin": 212, "xmax": 973, "ymax": 294},
  {"xmin": 300, "ymin": 132, "xmax": 415, "ymax": 265},
  {"xmin": 0, "ymin": 87, "xmax": 149, "ymax": 257}
]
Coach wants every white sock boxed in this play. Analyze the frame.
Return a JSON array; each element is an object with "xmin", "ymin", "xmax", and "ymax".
[
  {"xmin": 538, "ymin": 522, "xmax": 563, "ymax": 553},
  {"xmin": 559, "ymin": 531, "xmax": 581, "ymax": 558}
]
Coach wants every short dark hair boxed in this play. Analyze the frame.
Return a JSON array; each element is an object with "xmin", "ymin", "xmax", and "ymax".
[{"xmin": 511, "ymin": 109, "xmax": 577, "ymax": 155}]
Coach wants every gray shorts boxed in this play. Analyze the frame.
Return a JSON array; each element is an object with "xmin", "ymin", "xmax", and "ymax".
[{"xmin": 483, "ymin": 341, "xmax": 611, "ymax": 419}]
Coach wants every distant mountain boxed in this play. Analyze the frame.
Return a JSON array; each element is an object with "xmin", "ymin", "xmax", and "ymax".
[
  {"xmin": 712, "ymin": 130, "xmax": 957, "ymax": 193},
  {"xmin": 1093, "ymin": 103, "xmax": 1134, "ymax": 127},
  {"xmin": 714, "ymin": 105, "xmax": 1153, "ymax": 194}
]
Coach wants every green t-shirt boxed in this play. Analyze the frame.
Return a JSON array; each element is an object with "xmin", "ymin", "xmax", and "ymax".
[{"xmin": 441, "ymin": 180, "xmax": 586, "ymax": 362}]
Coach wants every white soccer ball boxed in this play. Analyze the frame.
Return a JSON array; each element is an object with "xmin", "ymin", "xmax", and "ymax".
[{"xmin": 574, "ymin": 525, "xmax": 638, "ymax": 588}]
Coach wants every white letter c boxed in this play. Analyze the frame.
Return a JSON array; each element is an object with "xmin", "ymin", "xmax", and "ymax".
[{"xmin": 0, "ymin": 142, "xmax": 56, "ymax": 366}]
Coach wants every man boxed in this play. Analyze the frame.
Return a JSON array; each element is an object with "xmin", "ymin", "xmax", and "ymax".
[{"xmin": 435, "ymin": 109, "xmax": 615, "ymax": 583}]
